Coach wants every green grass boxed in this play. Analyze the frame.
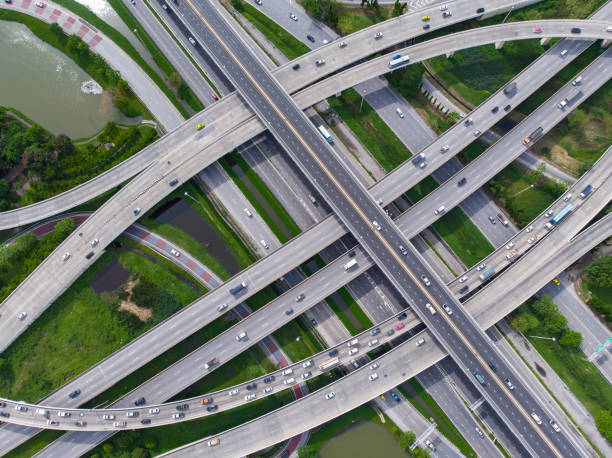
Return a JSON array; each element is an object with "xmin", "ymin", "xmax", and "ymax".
[
  {"xmin": 325, "ymin": 295, "xmax": 359, "ymax": 335},
  {"xmin": 337, "ymin": 287, "xmax": 374, "ymax": 329},
  {"xmin": 401, "ymin": 379, "xmax": 477, "ymax": 457},
  {"xmin": 582, "ymin": 278, "xmax": 612, "ymax": 329},
  {"xmin": 273, "ymin": 319, "xmax": 323, "ymax": 362},
  {"xmin": 405, "ymin": 175, "xmax": 439, "ymax": 203},
  {"xmin": 237, "ymin": 2, "xmax": 310, "ymax": 60},
  {"xmin": 335, "ymin": 5, "xmax": 390, "ymax": 36},
  {"xmin": 328, "ymin": 88, "xmax": 413, "ymax": 172},
  {"xmin": 432, "ymin": 208, "xmax": 494, "ymax": 268}
]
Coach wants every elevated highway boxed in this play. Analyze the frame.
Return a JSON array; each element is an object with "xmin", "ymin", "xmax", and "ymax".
[{"xmin": 1, "ymin": 19, "xmax": 609, "ymax": 353}]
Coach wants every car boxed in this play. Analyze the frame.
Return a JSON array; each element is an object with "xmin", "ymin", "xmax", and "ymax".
[
  {"xmin": 421, "ymin": 15, "xmax": 430, "ymax": 21},
  {"xmin": 442, "ymin": 303, "xmax": 453, "ymax": 315},
  {"xmin": 75, "ymin": 420, "xmax": 87, "ymax": 427},
  {"xmin": 416, "ymin": 338, "xmax": 426, "ymax": 346},
  {"xmin": 188, "ymin": 37, "xmax": 196, "ymax": 46},
  {"xmin": 170, "ymin": 249, "xmax": 180, "ymax": 257},
  {"xmin": 325, "ymin": 391, "xmax": 335, "ymax": 400},
  {"xmin": 571, "ymin": 27, "xmax": 581, "ymax": 34},
  {"xmin": 396, "ymin": 107, "xmax": 405, "ymax": 118},
  {"xmin": 506, "ymin": 242, "xmax": 515, "ymax": 250},
  {"xmin": 0, "ymin": 402, "xmax": 6, "ymax": 408},
  {"xmin": 322, "ymin": 39, "xmax": 329, "ymax": 44},
  {"xmin": 423, "ymin": 23, "xmax": 430, "ymax": 30},
  {"xmin": 281, "ymin": 368, "xmax": 293, "ymax": 376},
  {"xmin": 464, "ymin": 117, "xmax": 474, "ymax": 126},
  {"xmin": 488, "ymin": 361, "xmax": 497, "ymax": 373},
  {"xmin": 228, "ymin": 389, "xmax": 239, "ymax": 396},
  {"xmin": 199, "ymin": 397, "xmax": 213, "ymax": 406},
  {"xmin": 315, "ymin": 59, "xmax": 325, "ymax": 67},
  {"xmin": 284, "ymin": 377, "xmax": 296, "ymax": 385},
  {"xmin": 488, "ymin": 215, "xmax": 496, "ymax": 224},
  {"xmin": 395, "ymin": 323, "xmax": 405, "ymax": 331},
  {"xmin": 473, "ymin": 129, "xmax": 481, "ymax": 136},
  {"xmin": 390, "ymin": 391, "xmax": 400, "ymax": 402},
  {"xmin": 0, "ymin": 412, "xmax": 10, "ymax": 419},
  {"xmin": 399, "ymin": 245, "xmax": 408, "ymax": 256},
  {"xmin": 370, "ymin": 328, "xmax": 380, "ymax": 336},
  {"xmin": 242, "ymin": 207, "xmax": 253, "ymax": 218},
  {"xmin": 369, "ymin": 373, "xmax": 379, "ymax": 381},
  {"xmin": 458, "ymin": 177, "xmax": 467, "ymax": 186},
  {"xmin": 303, "ymin": 360, "xmax": 313, "ymax": 368},
  {"xmin": 57, "ymin": 411, "xmax": 71, "ymax": 417},
  {"xmin": 370, "ymin": 362, "xmax": 379, "ymax": 370},
  {"xmin": 528, "ymin": 236, "xmax": 537, "ymax": 244},
  {"xmin": 475, "ymin": 426, "xmax": 485, "ymax": 438},
  {"xmin": 149, "ymin": 408, "xmax": 160, "ymax": 414},
  {"xmin": 263, "ymin": 386, "xmax": 273, "ymax": 394},
  {"xmin": 162, "ymin": 3, "xmax": 168, "ymax": 10},
  {"xmin": 440, "ymin": 145, "xmax": 449, "ymax": 153},
  {"xmin": 126, "ymin": 411, "xmax": 138, "ymax": 417},
  {"xmin": 264, "ymin": 375, "xmax": 276, "ymax": 384},
  {"xmin": 572, "ymin": 76, "xmax": 582, "ymax": 86},
  {"xmin": 196, "ymin": 122, "xmax": 205, "ymax": 131},
  {"xmin": 506, "ymin": 253, "xmax": 514, "ymax": 260},
  {"xmin": 531, "ymin": 412, "xmax": 542, "ymax": 425},
  {"xmin": 545, "ymin": 209, "xmax": 554, "ymax": 218},
  {"xmin": 14, "ymin": 405, "xmax": 27, "ymax": 412},
  {"xmin": 339, "ymin": 41, "xmax": 347, "ymax": 48},
  {"xmin": 69, "ymin": 389, "xmax": 81, "ymax": 399},
  {"xmin": 62, "ymin": 252, "xmax": 70, "ymax": 262},
  {"xmin": 217, "ymin": 303, "xmax": 228, "ymax": 312},
  {"xmin": 35, "ymin": 1, "xmax": 44, "ymax": 7},
  {"xmin": 244, "ymin": 393, "xmax": 256, "ymax": 401},
  {"xmin": 552, "ymin": 278, "xmax": 560, "ymax": 286},
  {"xmin": 420, "ymin": 275, "xmax": 431, "ymax": 286},
  {"xmin": 311, "ymin": 318, "xmax": 317, "ymax": 326},
  {"xmin": 442, "ymin": 10, "xmax": 452, "ymax": 17},
  {"xmin": 260, "ymin": 239, "xmax": 269, "ymax": 250},
  {"xmin": 295, "ymin": 293, "xmax": 305, "ymax": 302},
  {"xmin": 172, "ymin": 413, "xmax": 184, "ymax": 420},
  {"xmin": 439, "ymin": 4, "xmax": 447, "ymax": 11},
  {"xmin": 211, "ymin": 92, "xmax": 218, "ymax": 101},
  {"xmin": 372, "ymin": 220, "xmax": 381, "ymax": 230},
  {"xmin": 114, "ymin": 421, "xmax": 127, "ymax": 427},
  {"xmin": 425, "ymin": 303, "xmax": 436, "ymax": 315},
  {"xmin": 374, "ymin": 32, "xmax": 383, "ymax": 39},
  {"xmin": 254, "ymin": 0, "xmax": 262, "ymax": 4},
  {"xmin": 176, "ymin": 404, "xmax": 189, "ymax": 411},
  {"xmin": 90, "ymin": 238, "xmax": 99, "ymax": 247},
  {"xmin": 368, "ymin": 339, "xmax": 379, "ymax": 347},
  {"xmin": 208, "ymin": 438, "xmax": 220, "ymax": 447},
  {"xmin": 285, "ymin": 308, "xmax": 294, "ymax": 316},
  {"xmin": 47, "ymin": 420, "xmax": 59, "ymax": 426},
  {"xmin": 380, "ymin": 394, "xmax": 386, "ymax": 401},
  {"xmin": 289, "ymin": 12, "xmax": 298, "ymax": 21},
  {"xmin": 550, "ymin": 419, "xmax": 561, "ymax": 432},
  {"xmin": 504, "ymin": 378, "xmax": 515, "ymax": 390},
  {"xmin": 246, "ymin": 383, "xmax": 257, "ymax": 391},
  {"xmin": 348, "ymin": 348, "xmax": 358, "ymax": 356},
  {"xmin": 141, "ymin": 419, "xmax": 151, "ymax": 425},
  {"xmin": 425, "ymin": 439, "xmax": 435, "ymax": 451},
  {"xmin": 17, "ymin": 312, "xmax": 27, "ymax": 321},
  {"xmin": 504, "ymin": 104, "xmax": 512, "ymax": 111},
  {"xmin": 533, "ymin": 27, "xmax": 543, "ymax": 33},
  {"xmin": 301, "ymin": 371, "xmax": 312, "ymax": 379},
  {"xmin": 103, "ymin": 414, "xmax": 115, "ymax": 420},
  {"xmin": 386, "ymin": 329, "xmax": 395, "ymax": 337},
  {"xmin": 397, "ymin": 312, "xmax": 407, "ymax": 321},
  {"xmin": 458, "ymin": 276, "xmax": 467, "ymax": 283},
  {"xmin": 564, "ymin": 193, "xmax": 572, "ymax": 202},
  {"xmin": 526, "ymin": 225, "xmax": 533, "ymax": 232},
  {"xmin": 307, "ymin": 35, "xmax": 315, "ymax": 43},
  {"xmin": 292, "ymin": 63, "xmax": 300, "ymax": 71},
  {"xmin": 491, "ymin": 106, "xmax": 499, "ymax": 113},
  {"xmin": 236, "ymin": 331, "xmax": 247, "ymax": 341},
  {"xmin": 36, "ymin": 408, "xmax": 49, "ymax": 416},
  {"xmin": 476, "ymin": 263, "xmax": 486, "ymax": 271},
  {"xmin": 476, "ymin": 7, "xmax": 485, "ymax": 13},
  {"xmin": 459, "ymin": 285, "xmax": 469, "ymax": 294}
]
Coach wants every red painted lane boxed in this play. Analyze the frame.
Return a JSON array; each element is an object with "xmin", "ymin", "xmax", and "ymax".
[
  {"xmin": 186, "ymin": 260, "xmax": 197, "ymax": 270},
  {"xmin": 63, "ymin": 16, "xmax": 75, "ymax": 29},
  {"xmin": 266, "ymin": 340, "xmax": 279, "ymax": 353},
  {"xmin": 49, "ymin": 8, "xmax": 61, "ymax": 21},
  {"xmin": 76, "ymin": 24, "xmax": 88, "ymax": 38},
  {"xmin": 21, "ymin": 0, "xmax": 31, "ymax": 9},
  {"xmin": 89, "ymin": 35, "xmax": 102, "ymax": 48},
  {"xmin": 278, "ymin": 357, "xmax": 288, "ymax": 368},
  {"xmin": 200, "ymin": 271, "xmax": 212, "ymax": 282}
]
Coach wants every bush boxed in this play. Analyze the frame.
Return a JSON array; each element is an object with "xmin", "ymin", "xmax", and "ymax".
[
  {"xmin": 559, "ymin": 329, "xmax": 582, "ymax": 348},
  {"xmin": 595, "ymin": 409, "xmax": 612, "ymax": 442},
  {"xmin": 298, "ymin": 445, "xmax": 317, "ymax": 458},
  {"xmin": 584, "ymin": 255, "xmax": 612, "ymax": 288},
  {"xmin": 511, "ymin": 311, "xmax": 539, "ymax": 333},
  {"xmin": 399, "ymin": 431, "xmax": 416, "ymax": 449},
  {"xmin": 531, "ymin": 295, "xmax": 558, "ymax": 320}
]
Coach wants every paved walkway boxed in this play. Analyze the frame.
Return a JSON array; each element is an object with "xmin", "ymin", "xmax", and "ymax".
[{"xmin": 1, "ymin": 0, "xmax": 182, "ymax": 130}]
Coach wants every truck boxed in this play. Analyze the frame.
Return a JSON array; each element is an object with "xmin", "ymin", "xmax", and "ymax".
[
  {"xmin": 229, "ymin": 281, "xmax": 247, "ymax": 295},
  {"xmin": 496, "ymin": 213, "xmax": 509, "ymax": 227},
  {"xmin": 204, "ymin": 358, "xmax": 218, "ymax": 370},
  {"xmin": 522, "ymin": 126, "xmax": 543, "ymax": 145},
  {"xmin": 473, "ymin": 371, "xmax": 486, "ymax": 385},
  {"xmin": 479, "ymin": 267, "xmax": 496, "ymax": 282},
  {"xmin": 317, "ymin": 125, "xmax": 333, "ymax": 143},
  {"xmin": 503, "ymin": 81, "xmax": 517, "ymax": 95},
  {"xmin": 389, "ymin": 54, "xmax": 410, "ymax": 68},
  {"xmin": 319, "ymin": 357, "xmax": 340, "ymax": 371},
  {"xmin": 558, "ymin": 88, "xmax": 582, "ymax": 109},
  {"xmin": 579, "ymin": 184, "xmax": 593, "ymax": 199},
  {"xmin": 344, "ymin": 259, "xmax": 357, "ymax": 271}
]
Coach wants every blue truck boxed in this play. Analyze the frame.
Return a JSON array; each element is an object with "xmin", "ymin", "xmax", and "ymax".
[
  {"xmin": 579, "ymin": 184, "xmax": 593, "ymax": 199},
  {"xmin": 229, "ymin": 281, "xmax": 247, "ymax": 295}
]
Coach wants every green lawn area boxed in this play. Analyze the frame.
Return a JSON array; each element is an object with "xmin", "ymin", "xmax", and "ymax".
[
  {"xmin": 273, "ymin": 318, "xmax": 323, "ymax": 362},
  {"xmin": 582, "ymin": 278, "xmax": 612, "ymax": 329},
  {"xmin": 336, "ymin": 5, "xmax": 390, "ymax": 35},
  {"xmin": 235, "ymin": 1, "xmax": 310, "ymax": 60},
  {"xmin": 432, "ymin": 208, "xmax": 494, "ymax": 268},
  {"xmin": 400, "ymin": 379, "xmax": 477, "ymax": 457},
  {"xmin": 328, "ymin": 88, "xmax": 413, "ymax": 171},
  {"xmin": 337, "ymin": 287, "xmax": 374, "ymax": 329}
]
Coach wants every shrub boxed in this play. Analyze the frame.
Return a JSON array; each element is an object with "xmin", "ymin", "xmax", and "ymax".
[
  {"xmin": 595, "ymin": 409, "xmax": 612, "ymax": 442},
  {"xmin": 558, "ymin": 329, "xmax": 582, "ymax": 348},
  {"xmin": 584, "ymin": 255, "xmax": 612, "ymax": 288}
]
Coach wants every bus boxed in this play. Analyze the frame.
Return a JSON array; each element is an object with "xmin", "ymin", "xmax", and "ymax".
[
  {"xmin": 319, "ymin": 357, "xmax": 340, "ymax": 371},
  {"xmin": 550, "ymin": 204, "xmax": 573, "ymax": 225},
  {"xmin": 317, "ymin": 125, "xmax": 333, "ymax": 143},
  {"xmin": 479, "ymin": 267, "xmax": 495, "ymax": 282},
  {"xmin": 388, "ymin": 55, "xmax": 410, "ymax": 69}
]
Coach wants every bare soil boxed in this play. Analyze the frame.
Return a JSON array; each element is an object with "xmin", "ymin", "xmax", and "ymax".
[{"xmin": 117, "ymin": 278, "xmax": 152, "ymax": 322}]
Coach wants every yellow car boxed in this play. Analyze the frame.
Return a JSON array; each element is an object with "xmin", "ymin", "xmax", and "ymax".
[
  {"xmin": 380, "ymin": 394, "xmax": 386, "ymax": 401},
  {"xmin": 422, "ymin": 15, "xmax": 430, "ymax": 21},
  {"xmin": 552, "ymin": 278, "xmax": 560, "ymax": 286},
  {"xmin": 196, "ymin": 122, "xmax": 206, "ymax": 131}
]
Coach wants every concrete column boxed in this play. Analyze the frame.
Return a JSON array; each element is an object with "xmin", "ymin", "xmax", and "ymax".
[
  {"xmin": 602, "ymin": 39, "xmax": 611, "ymax": 48},
  {"xmin": 540, "ymin": 37, "xmax": 552, "ymax": 46},
  {"xmin": 495, "ymin": 41, "xmax": 505, "ymax": 50}
]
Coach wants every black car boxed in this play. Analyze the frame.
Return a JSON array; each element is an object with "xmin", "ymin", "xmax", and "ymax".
[
  {"xmin": 292, "ymin": 63, "xmax": 300, "ymax": 71},
  {"xmin": 397, "ymin": 312, "xmax": 407, "ymax": 321},
  {"xmin": 476, "ymin": 7, "xmax": 485, "ymax": 13},
  {"xmin": 423, "ymin": 24, "xmax": 430, "ymax": 30},
  {"xmin": 491, "ymin": 106, "xmax": 499, "ymax": 114},
  {"xmin": 134, "ymin": 397, "xmax": 146, "ymax": 406},
  {"xmin": 0, "ymin": 412, "xmax": 10, "ymax": 418},
  {"xmin": 246, "ymin": 383, "xmax": 257, "ymax": 391},
  {"xmin": 0, "ymin": 402, "xmax": 6, "ymax": 408},
  {"xmin": 458, "ymin": 177, "xmax": 467, "ymax": 186},
  {"xmin": 311, "ymin": 318, "xmax": 317, "ymax": 326},
  {"xmin": 488, "ymin": 361, "xmax": 497, "ymax": 373},
  {"xmin": 69, "ymin": 389, "xmax": 81, "ymax": 399},
  {"xmin": 370, "ymin": 328, "xmax": 380, "ymax": 336},
  {"xmin": 75, "ymin": 421, "xmax": 86, "ymax": 427},
  {"xmin": 285, "ymin": 308, "xmax": 294, "ymax": 316},
  {"xmin": 348, "ymin": 251, "xmax": 356, "ymax": 258},
  {"xmin": 264, "ymin": 375, "xmax": 276, "ymax": 384},
  {"xmin": 386, "ymin": 329, "xmax": 395, "ymax": 337},
  {"xmin": 504, "ymin": 104, "xmax": 511, "ymax": 112},
  {"xmin": 176, "ymin": 404, "xmax": 189, "ymax": 411},
  {"xmin": 459, "ymin": 285, "xmax": 469, "ymax": 294},
  {"xmin": 306, "ymin": 34, "xmax": 315, "ymax": 43},
  {"xmin": 140, "ymin": 419, "xmax": 151, "ymax": 425},
  {"xmin": 206, "ymin": 405, "xmax": 218, "ymax": 412},
  {"xmin": 571, "ymin": 27, "xmax": 581, "ymax": 34}
]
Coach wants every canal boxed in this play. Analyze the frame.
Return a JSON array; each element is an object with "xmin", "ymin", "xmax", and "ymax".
[{"xmin": 318, "ymin": 420, "xmax": 408, "ymax": 458}]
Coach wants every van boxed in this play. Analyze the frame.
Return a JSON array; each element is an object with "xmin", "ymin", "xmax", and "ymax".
[
  {"xmin": 560, "ymin": 49, "xmax": 568, "ymax": 56},
  {"xmin": 434, "ymin": 205, "xmax": 445, "ymax": 215},
  {"xmin": 236, "ymin": 331, "xmax": 247, "ymax": 341},
  {"xmin": 531, "ymin": 412, "xmax": 542, "ymax": 424},
  {"xmin": 347, "ymin": 338, "xmax": 359, "ymax": 347},
  {"xmin": 572, "ymin": 76, "xmax": 582, "ymax": 86},
  {"xmin": 395, "ymin": 107, "xmax": 404, "ymax": 118}
]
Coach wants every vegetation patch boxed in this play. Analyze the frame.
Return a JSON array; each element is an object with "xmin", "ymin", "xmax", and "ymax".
[{"xmin": 581, "ymin": 255, "xmax": 612, "ymax": 327}]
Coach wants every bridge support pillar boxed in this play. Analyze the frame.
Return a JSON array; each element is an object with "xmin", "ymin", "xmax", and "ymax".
[
  {"xmin": 495, "ymin": 41, "xmax": 505, "ymax": 50},
  {"xmin": 602, "ymin": 39, "xmax": 611, "ymax": 48},
  {"xmin": 540, "ymin": 37, "xmax": 552, "ymax": 46},
  {"xmin": 445, "ymin": 51, "xmax": 454, "ymax": 58}
]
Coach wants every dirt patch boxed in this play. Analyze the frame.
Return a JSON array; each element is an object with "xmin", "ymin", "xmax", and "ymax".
[
  {"xmin": 547, "ymin": 143, "xmax": 580, "ymax": 175},
  {"xmin": 117, "ymin": 278, "xmax": 152, "ymax": 322},
  {"xmin": 582, "ymin": 118, "xmax": 607, "ymax": 144}
]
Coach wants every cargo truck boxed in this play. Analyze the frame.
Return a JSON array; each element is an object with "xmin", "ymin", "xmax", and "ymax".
[
  {"xmin": 479, "ymin": 267, "xmax": 496, "ymax": 282},
  {"xmin": 229, "ymin": 281, "xmax": 247, "ymax": 295},
  {"xmin": 344, "ymin": 259, "xmax": 357, "ymax": 270},
  {"xmin": 522, "ymin": 127, "xmax": 543, "ymax": 145},
  {"xmin": 579, "ymin": 184, "xmax": 592, "ymax": 199}
]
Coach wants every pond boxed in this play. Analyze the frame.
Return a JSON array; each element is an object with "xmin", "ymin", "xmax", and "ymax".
[
  {"xmin": 151, "ymin": 197, "xmax": 242, "ymax": 275},
  {"xmin": 318, "ymin": 420, "xmax": 408, "ymax": 458},
  {"xmin": 0, "ymin": 20, "xmax": 134, "ymax": 138},
  {"xmin": 90, "ymin": 257, "xmax": 131, "ymax": 295}
]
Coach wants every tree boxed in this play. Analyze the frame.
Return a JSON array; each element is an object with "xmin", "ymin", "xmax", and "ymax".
[
  {"xmin": 531, "ymin": 295, "xmax": 558, "ymax": 320},
  {"xmin": 511, "ymin": 311, "xmax": 539, "ymax": 334},
  {"xmin": 53, "ymin": 134, "xmax": 76, "ymax": 159},
  {"xmin": 54, "ymin": 217, "xmax": 76, "ymax": 240},
  {"xmin": 49, "ymin": 22, "xmax": 64, "ymax": 39},
  {"xmin": 131, "ymin": 448, "xmax": 149, "ymax": 458},
  {"xmin": 392, "ymin": 0, "xmax": 407, "ymax": 17},
  {"xmin": 446, "ymin": 111, "xmax": 461, "ymax": 124},
  {"xmin": 543, "ymin": 313, "xmax": 568, "ymax": 335},
  {"xmin": 411, "ymin": 447, "xmax": 429, "ymax": 457},
  {"xmin": 297, "ymin": 445, "xmax": 317, "ymax": 458},
  {"xmin": 559, "ymin": 329, "xmax": 582, "ymax": 348},
  {"xmin": 584, "ymin": 255, "xmax": 612, "ymax": 288},
  {"xmin": 595, "ymin": 409, "xmax": 612, "ymax": 442},
  {"xmin": 399, "ymin": 431, "xmax": 416, "ymax": 449},
  {"xmin": 168, "ymin": 72, "xmax": 183, "ymax": 89},
  {"xmin": 386, "ymin": 64, "xmax": 425, "ymax": 95},
  {"xmin": 114, "ymin": 431, "xmax": 134, "ymax": 449},
  {"xmin": 102, "ymin": 442, "xmax": 115, "ymax": 454},
  {"xmin": 143, "ymin": 438, "xmax": 157, "ymax": 450}
]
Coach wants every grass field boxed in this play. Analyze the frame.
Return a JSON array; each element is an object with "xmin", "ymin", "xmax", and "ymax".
[{"xmin": 335, "ymin": 5, "xmax": 391, "ymax": 36}]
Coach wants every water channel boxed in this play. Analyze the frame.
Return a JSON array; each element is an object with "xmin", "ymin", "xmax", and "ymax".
[
  {"xmin": 318, "ymin": 420, "xmax": 408, "ymax": 458},
  {"xmin": 0, "ymin": 20, "xmax": 133, "ymax": 138}
]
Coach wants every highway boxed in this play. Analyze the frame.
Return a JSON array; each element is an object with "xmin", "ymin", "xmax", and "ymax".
[
  {"xmin": 2, "ymin": 18, "xmax": 608, "ymax": 355},
  {"xmin": 0, "ymin": 0, "xmax": 584, "ymax": 230}
]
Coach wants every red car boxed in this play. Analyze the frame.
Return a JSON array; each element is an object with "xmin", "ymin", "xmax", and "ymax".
[
  {"xmin": 533, "ymin": 27, "xmax": 542, "ymax": 34},
  {"xmin": 212, "ymin": 92, "xmax": 218, "ymax": 101},
  {"xmin": 394, "ymin": 323, "xmax": 405, "ymax": 331}
]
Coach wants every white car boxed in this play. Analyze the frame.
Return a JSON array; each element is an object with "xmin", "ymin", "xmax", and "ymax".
[
  {"xmin": 61, "ymin": 252, "xmax": 70, "ymax": 262},
  {"xmin": 549, "ymin": 419, "xmax": 561, "ymax": 432},
  {"xmin": 35, "ymin": 1, "xmax": 44, "ymax": 7},
  {"xmin": 188, "ymin": 37, "xmax": 196, "ymax": 46},
  {"xmin": 476, "ymin": 263, "xmax": 486, "ymax": 271},
  {"xmin": 458, "ymin": 275, "xmax": 467, "ymax": 283},
  {"xmin": 531, "ymin": 412, "xmax": 542, "ymax": 425},
  {"xmin": 17, "ymin": 312, "xmax": 27, "ymax": 321},
  {"xmin": 228, "ymin": 389, "xmax": 239, "ymax": 397},
  {"xmin": 260, "ymin": 239, "xmax": 269, "ymax": 249},
  {"xmin": 217, "ymin": 303, "xmax": 228, "ymax": 312},
  {"xmin": 325, "ymin": 391, "xmax": 335, "ymax": 400},
  {"xmin": 58, "ymin": 411, "xmax": 70, "ymax": 417},
  {"xmin": 348, "ymin": 348, "xmax": 358, "ymax": 356},
  {"xmin": 301, "ymin": 371, "xmax": 312, "ymax": 379},
  {"xmin": 263, "ymin": 386, "xmax": 273, "ymax": 394},
  {"xmin": 368, "ymin": 339, "xmax": 379, "ymax": 347},
  {"xmin": 303, "ymin": 360, "xmax": 313, "ymax": 368},
  {"xmin": 90, "ymin": 238, "xmax": 99, "ymax": 247},
  {"xmin": 442, "ymin": 303, "xmax": 453, "ymax": 315},
  {"xmin": 170, "ymin": 249, "xmax": 180, "ymax": 257},
  {"xmin": 149, "ymin": 408, "xmax": 160, "ymax": 414},
  {"xmin": 525, "ymin": 225, "xmax": 533, "ymax": 233},
  {"xmin": 289, "ymin": 12, "xmax": 298, "ymax": 21},
  {"xmin": 440, "ymin": 4, "xmax": 448, "ymax": 10},
  {"xmin": 505, "ymin": 242, "xmax": 515, "ymax": 250},
  {"xmin": 528, "ymin": 236, "xmax": 537, "ymax": 244},
  {"xmin": 244, "ymin": 208, "xmax": 253, "ymax": 217},
  {"xmin": 426, "ymin": 303, "xmax": 436, "ymax": 315},
  {"xmin": 103, "ymin": 414, "xmax": 115, "ymax": 420},
  {"xmin": 244, "ymin": 394, "xmax": 256, "ymax": 401},
  {"xmin": 372, "ymin": 220, "xmax": 381, "ymax": 231},
  {"xmin": 368, "ymin": 373, "xmax": 379, "ymax": 381},
  {"xmin": 369, "ymin": 362, "xmax": 379, "ymax": 370},
  {"xmin": 421, "ymin": 275, "xmax": 431, "ymax": 286}
]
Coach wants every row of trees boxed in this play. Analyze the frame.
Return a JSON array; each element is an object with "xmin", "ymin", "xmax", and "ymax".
[{"xmin": 511, "ymin": 295, "xmax": 582, "ymax": 348}]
